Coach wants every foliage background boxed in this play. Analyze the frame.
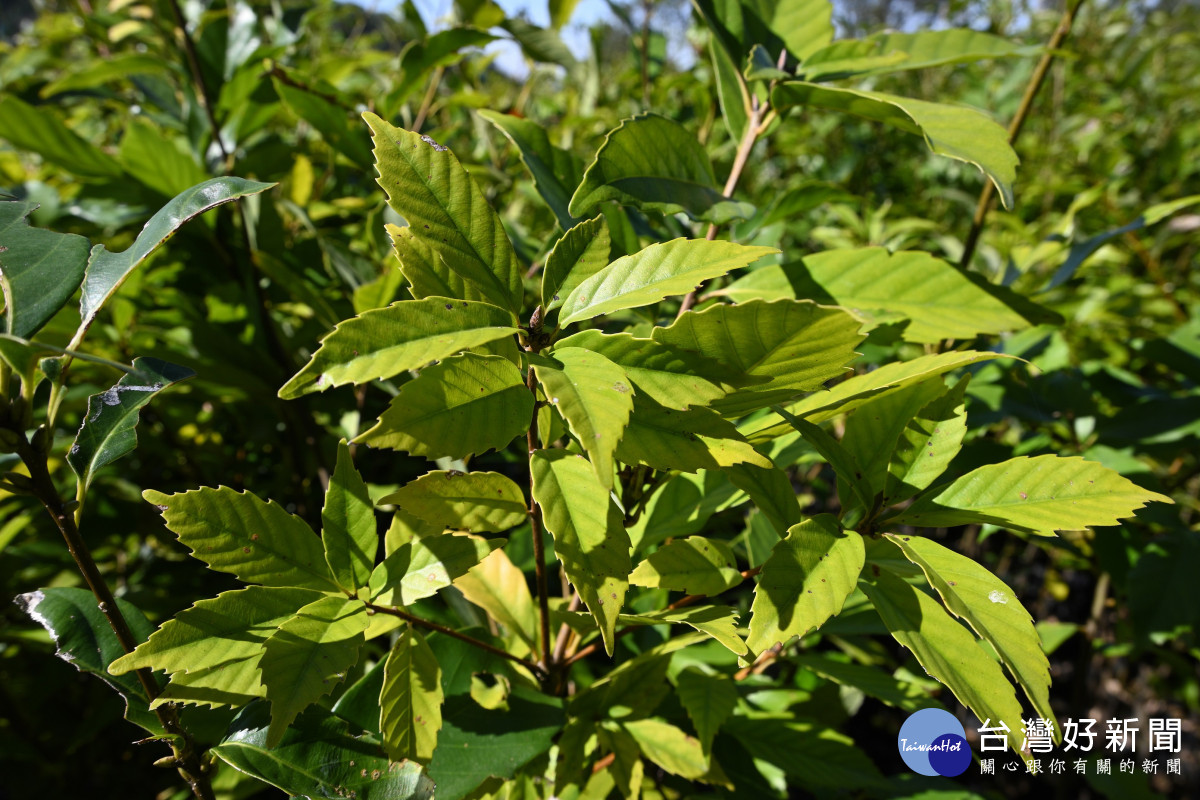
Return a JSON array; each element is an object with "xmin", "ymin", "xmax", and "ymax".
[{"xmin": 0, "ymin": 0, "xmax": 1196, "ymax": 797}]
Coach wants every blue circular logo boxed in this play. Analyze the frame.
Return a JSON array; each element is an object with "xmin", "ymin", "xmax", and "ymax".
[{"xmin": 897, "ymin": 708, "xmax": 970, "ymax": 776}]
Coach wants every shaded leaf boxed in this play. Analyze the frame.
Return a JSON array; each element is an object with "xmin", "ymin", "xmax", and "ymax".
[
  {"xmin": 382, "ymin": 471, "xmax": 527, "ymax": 533},
  {"xmin": 770, "ymin": 409, "xmax": 875, "ymax": 512},
  {"xmin": 722, "ymin": 462, "xmax": 804, "ymax": 535},
  {"xmin": 885, "ymin": 376, "xmax": 970, "ymax": 504},
  {"xmin": 17, "ymin": 587, "xmax": 161, "ymax": 734},
  {"xmin": 746, "ymin": 515, "xmax": 865, "ymax": 655},
  {"xmin": 653, "ymin": 299, "xmax": 863, "ymax": 417},
  {"xmin": 839, "ymin": 378, "xmax": 947, "ymax": 500},
  {"xmin": 380, "ymin": 625, "xmax": 443, "ymax": 762},
  {"xmin": 365, "ymin": 113, "xmax": 523, "ymax": 314},
  {"xmin": 357, "ymin": 353, "xmax": 532, "ymax": 459},
  {"xmin": 556, "ymin": 329, "xmax": 728, "ymax": 410},
  {"xmin": 213, "ymin": 703, "xmax": 436, "ymax": 800},
  {"xmin": 560, "ymin": 239, "xmax": 777, "ymax": 326},
  {"xmin": 621, "ymin": 606, "xmax": 747, "ymax": 656},
  {"xmin": 532, "ymin": 450, "xmax": 631, "ymax": 655},
  {"xmin": 533, "ymin": 347, "xmax": 633, "ymax": 487},
  {"xmin": 569, "ymin": 114, "xmax": 752, "ymax": 224},
  {"xmin": 773, "ymin": 82, "xmax": 1018, "ymax": 208},
  {"xmin": 629, "ymin": 536, "xmax": 741, "ymax": 596},
  {"xmin": 261, "ymin": 596, "xmax": 369, "ymax": 747},
  {"xmin": 117, "ymin": 118, "xmax": 209, "ymax": 198},
  {"xmin": 893, "ymin": 455, "xmax": 1173, "ymax": 535},
  {"xmin": 143, "ymin": 486, "xmax": 338, "ymax": 591},
  {"xmin": 0, "ymin": 95, "xmax": 123, "ymax": 179},
  {"xmin": 280, "ymin": 298, "xmax": 518, "ymax": 399},
  {"xmin": 674, "ymin": 668, "xmax": 737, "ymax": 755},
  {"xmin": 0, "ymin": 200, "xmax": 91, "ymax": 338},
  {"xmin": 479, "ymin": 110, "xmax": 584, "ymax": 231},
  {"xmin": 323, "ymin": 441, "xmax": 379, "ymax": 592},
  {"xmin": 616, "ymin": 394, "xmax": 772, "ymax": 472},
  {"xmin": 792, "ymin": 653, "xmax": 941, "ymax": 713}
]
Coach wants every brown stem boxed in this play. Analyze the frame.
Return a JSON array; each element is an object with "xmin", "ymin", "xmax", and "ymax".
[
  {"xmin": 413, "ymin": 66, "xmax": 444, "ymax": 133},
  {"xmin": 958, "ymin": 0, "xmax": 1086, "ymax": 270},
  {"xmin": 165, "ymin": 0, "xmax": 230, "ymax": 167},
  {"xmin": 676, "ymin": 95, "xmax": 769, "ymax": 319},
  {"xmin": 15, "ymin": 435, "xmax": 214, "ymax": 800},
  {"xmin": 366, "ymin": 603, "xmax": 547, "ymax": 679},
  {"xmin": 525, "ymin": 365, "xmax": 554, "ymax": 667}
]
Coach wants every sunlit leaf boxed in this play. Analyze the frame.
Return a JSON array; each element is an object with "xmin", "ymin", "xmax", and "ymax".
[
  {"xmin": 369, "ymin": 533, "xmax": 504, "ymax": 606},
  {"xmin": 629, "ymin": 536, "xmax": 741, "ymax": 596},
  {"xmin": 323, "ymin": 441, "xmax": 379, "ymax": 592},
  {"xmin": 381, "ymin": 470, "xmax": 528, "ymax": 533},
  {"xmin": 0, "ymin": 200, "xmax": 91, "ymax": 338},
  {"xmin": 380, "ymin": 625, "xmax": 443, "ymax": 763},
  {"xmin": 616, "ymin": 395, "xmax": 772, "ymax": 472}
]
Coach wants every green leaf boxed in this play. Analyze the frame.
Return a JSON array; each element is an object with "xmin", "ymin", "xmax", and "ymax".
[
  {"xmin": 569, "ymin": 632, "xmax": 704, "ymax": 720},
  {"xmin": 802, "ymin": 28, "xmax": 1034, "ymax": 80},
  {"xmin": 143, "ymin": 486, "xmax": 338, "ymax": 591},
  {"xmin": 39, "ymin": 53, "xmax": 171, "ymax": 97},
  {"xmin": 533, "ymin": 347, "xmax": 633, "ymax": 487},
  {"xmin": 692, "ymin": 0, "xmax": 832, "ymax": 65},
  {"xmin": 838, "ymin": 378, "xmax": 947, "ymax": 500},
  {"xmin": 323, "ymin": 441, "xmax": 379, "ymax": 593},
  {"xmin": 597, "ymin": 725, "xmax": 643, "ymax": 799},
  {"xmin": 532, "ymin": 450, "xmax": 631, "ymax": 655},
  {"xmin": 710, "ymin": 37, "xmax": 750, "ymax": 141},
  {"xmin": 622, "ymin": 718, "xmax": 708, "ymax": 779},
  {"xmin": 885, "ymin": 534, "xmax": 1055, "ymax": 737},
  {"xmin": 746, "ymin": 516, "xmax": 866, "ymax": 655},
  {"xmin": 559, "ymin": 239, "xmax": 776, "ymax": 326},
  {"xmin": 741, "ymin": 350, "xmax": 1007, "ymax": 444},
  {"xmin": 369, "ymin": 533, "xmax": 504, "ymax": 606},
  {"xmin": 792, "ymin": 653, "xmax": 941, "ymax": 713},
  {"xmin": 356, "ymin": 353, "xmax": 532, "ymax": 459},
  {"xmin": 274, "ymin": 74, "xmax": 373, "ymax": 170},
  {"xmin": 0, "ymin": 95, "xmax": 124, "ymax": 179},
  {"xmin": 617, "ymin": 395, "xmax": 773, "ymax": 472},
  {"xmin": 381, "ymin": 470, "xmax": 528, "ymax": 533},
  {"xmin": 154, "ymin": 653, "xmax": 267, "ymax": 709},
  {"xmin": 478, "ymin": 110, "xmax": 583, "ymax": 231},
  {"xmin": 387, "ymin": 223, "xmax": 487, "ymax": 303},
  {"xmin": 860, "ymin": 568, "xmax": 1025, "ymax": 756},
  {"xmin": 767, "ymin": 409, "xmax": 875, "ymax": 512},
  {"xmin": 556, "ymin": 330, "xmax": 728, "ymax": 410},
  {"xmin": 364, "ymin": 112, "xmax": 523, "ymax": 314},
  {"xmin": 213, "ymin": 703, "xmax": 436, "ymax": 800},
  {"xmin": 721, "ymin": 716, "xmax": 885, "ymax": 792},
  {"xmin": 772, "ymin": 82, "xmax": 1019, "ymax": 209},
  {"xmin": 108, "ymin": 586, "xmax": 322, "ymax": 677},
  {"xmin": 279, "ymin": 298, "xmax": 519, "ymax": 399},
  {"xmin": 884, "ymin": 376, "xmax": 970, "ymax": 504},
  {"xmin": 426, "ymin": 689, "xmax": 564, "ymax": 800},
  {"xmin": 380, "ymin": 625, "xmax": 444, "ymax": 763},
  {"xmin": 719, "ymin": 248, "xmax": 1034, "ymax": 343},
  {"xmin": 893, "ymin": 454, "xmax": 1173, "ymax": 535},
  {"xmin": 541, "ymin": 217, "xmax": 611, "ymax": 313},
  {"xmin": 502, "ymin": 18, "xmax": 576, "ymax": 67},
  {"xmin": 388, "ymin": 28, "xmax": 497, "ymax": 109},
  {"xmin": 261, "ymin": 596, "xmax": 370, "ymax": 748},
  {"xmin": 569, "ymin": 113, "xmax": 753, "ymax": 224},
  {"xmin": 744, "ymin": 43, "xmax": 790, "ymax": 81},
  {"xmin": 68, "ymin": 357, "xmax": 195, "ymax": 493},
  {"xmin": 117, "ymin": 118, "xmax": 209, "ymax": 199},
  {"xmin": 0, "ymin": 200, "xmax": 91, "ymax": 338},
  {"xmin": 653, "ymin": 299, "xmax": 863, "ymax": 417},
  {"xmin": 77, "ymin": 177, "xmax": 274, "ymax": 339},
  {"xmin": 722, "ymin": 462, "xmax": 804, "ymax": 535},
  {"xmin": 549, "ymin": 0, "xmax": 582, "ymax": 28},
  {"xmin": 622, "ymin": 605, "xmax": 747, "ymax": 656},
  {"xmin": 629, "ymin": 536, "xmax": 741, "ymax": 596},
  {"xmin": 452, "ymin": 550, "xmax": 538, "ymax": 655},
  {"xmin": 674, "ymin": 668, "xmax": 736, "ymax": 755},
  {"xmin": 17, "ymin": 587, "xmax": 161, "ymax": 734}
]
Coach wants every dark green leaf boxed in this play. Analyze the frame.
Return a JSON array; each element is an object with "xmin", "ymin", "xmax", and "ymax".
[
  {"xmin": 68, "ymin": 357, "xmax": 195, "ymax": 493},
  {"xmin": 213, "ymin": 702, "xmax": 436, "ymax": 800},
  {"xmin": 0, "ymin": 95, "xmax": 123, "ymax": 179},
  {"xmin": 629, "ymin": 536, "xmax": 740, "ymax": 596},
  {"xmin": 569, "ymin": 114, "xmax": 753, "ymax": 223},
  {"xmin": 0, "ymin": 200, "xmax": 91, "ymax": 338}
]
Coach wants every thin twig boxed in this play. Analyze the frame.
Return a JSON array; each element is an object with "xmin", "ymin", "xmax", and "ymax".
[
  {"xmin": 366, "ymin": 603, "xmax": 547, "ymax": 679},
  {"xmin": 958, "ymin": 0, "xmax": 1086, "ymax": 270},
  {"xmin": 15, "ymin": 435, "xmax": 215, "ymax": 800},
  {"xmin": 165, "ymin": 0, "xmax": 230, "ymax": 167},
  {"xmin": 413, "ymin": 66, "xmax": 444, "ymax": 133}
]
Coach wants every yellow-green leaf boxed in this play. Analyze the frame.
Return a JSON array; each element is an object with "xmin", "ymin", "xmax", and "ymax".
[
  {"xmin": 380, "ymin": 625, "xmax": 443, "ymax": 763},
  {"xmin": 381, "ymin": 470, "xmax": 528, "ymax": 533}
]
